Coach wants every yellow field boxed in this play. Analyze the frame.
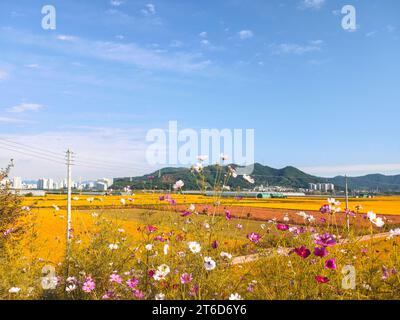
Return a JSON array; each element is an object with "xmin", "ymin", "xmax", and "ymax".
[{"xmin": 22, "ymin": 194, "xmax": 400, "ymax": 215}]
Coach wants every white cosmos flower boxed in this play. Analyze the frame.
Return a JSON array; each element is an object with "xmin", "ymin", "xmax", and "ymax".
[
  {"xmin": 120, "ymin": 199, "xmax": 126, "ymax": 205},
  {"xmin": 72, "ymin": 197, "xmax": 79, "ymax": 201},
  {"xmin": 155, "ymin": 293, "xmax": 165, "ymax": 300},
  {"xmin": 220, "ymin": 252, "xmax": 233, "ymax": 260},
  {"xmin": 242, "ymin": 174, "xmax": 255, "ymax": 184},
  {"xmin": 188, "ymin": 204, "xmax": 196, "ymax": 212},
  {"xmin": 153, "ymin": 264, "xmax": 171, "ymax": 281},
  {"xmin": 228, "ymin": 166, "xmax": 238, "ymax": 178},
  {"xmin": 163, "ymin": 244, "xmax": 169, "ymax": 255},
  {"xmin": 66, "ymin": 284, "xmax": 77, "ymax": 292},
  {"xmin": 229, "ymin": 293, "xmax": 242, "ymax": 300},
  {"xmin": 52, "ymin": 205, "xmax": 60, "ymax": 211},
  {"xmin": 388, "ymin": 228, "xmax": 400, "ymax": 239},
  {"xmin": 192, "ymin": 163, "xmax": 203, "ymax": 173},
  {"xmin": 173, "ymin": 180, "xmax": 185, "ymax": 190},
  {"xmin": 220, "ymin": 153, "xmax": 229, "ymax": 161},
  {"xmin": 222, "ymin": 185, "xmax": 231, "ymax": 191},
  {"xmin": 197, "ymin": 155, "xmax": 208, "ymax": 162},
  {"xmin": 367, "ymin": 211, "xmax": 377, "ymax": 220},
  {"xmin": 9, "ymin": 287, "xmax": 21, "ymax": 294},
  {"xmin": 108, "ymin": 243, "xmax": 119, "ymax": 250},
  {"xmin": 283, "ymin": 214, "xmax": 290, "ymax": 222},
  {"xmin": 145, "ymin": 244, "xmax": 153, "ymax": 251},
  {"xmin": 204, "ymin": 257, "xmax": 216, "ymax": 271},
  {"xmin": 188, "ymin": 241, "xmax": 201, "ymax": 254},
  {"xmin": 87, "ymin": 197, "xmax": 94, "ymax": 203},
  {"xmin": 371, "ymin": 217, "xmax": 385, "ymax": 228},
  {"xmin": 118, "ymin": 228, "xmax": 125, "ymax": 233}
]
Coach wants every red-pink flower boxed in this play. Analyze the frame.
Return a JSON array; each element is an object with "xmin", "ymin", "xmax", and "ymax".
[
  {"xmin": 146, "ymin": 225, "xmax": 157, "ymax": 233},
  {"xmin": 126, "ymin": 278, "xmax": 139, "ymax": 289},
  {"xmin": 248, "ymin": 232, "xmax": 261, "ymax": 244},
  {"xmin": 82, "ymin": 277, "xmax": 96, "ymax": 293},
  {"xmin": 325, "ymin": 259, "xmax": 337, "ymax": 270},
  {"xmin": 277, "ymin": 224, "xmax": 289, "ymax": 231},
  {"xmin": 294, "ymin": 246, "xmax": 311, "ymax": 259},
  {"xmin": 225, "ymin": 210, "xmax": 232, "ymax": 220},
  {"xmin": 315, "ymin": 275, "xmax": 330, "ymax": 284},
  {"xmin": 314, "ymin": 247, "xmax": 329, "ymax": 258}
]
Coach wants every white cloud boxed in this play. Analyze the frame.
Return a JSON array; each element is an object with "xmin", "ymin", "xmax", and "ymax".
[
  {"xmin": 0, "ymin": 117, "xmax": 30, "ymax": 124},
  {"xmin": 302, "ymin": 0, "xmax": 326, "ymax": 9},
  {"xmin": 366, "ymin": 31, "xmax": 377, "ymax": 37},
  {"xmin": 110, "ymin": 0, "xmax": 124, "ymax": 6},
  {"xmin": 300, "ymin": 163, "xmax": 400, "ymax": 177},
  {"xmin": 199, "ymin": 32, "xmax": 207, "ymax": 38},
  {"xmin": 6, "ymin": 103, "xmax": 45, "ymax": 113},
  {"xmin": 270, "ymin": 41, "xmax": 322, "ymax": 55},
  {"xmin": 0, "ymin": 128, "xmax": 154, "ymax": 180},
  {"xmin": 238, "ymin": 30, "xmax": 254, "ymax": 40},
  {"xmin": 0, "ymin": 69, "xmax": 9, "ymax": 81},
  {"xmin": 57, "ymin": 34, "xmax": 77, "ymax": 41},
  {"xmin": 142, "ymin": 3, "xmax": 156, "ymax": 16},
  {"xmin": 24, "ymin": 64, "xmax": 40, "ymax": 69}
]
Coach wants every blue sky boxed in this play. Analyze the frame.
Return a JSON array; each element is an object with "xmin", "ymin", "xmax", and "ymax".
[{"xmin": 0, "ymin": 0, "xmax": 399, "ymax": 180}]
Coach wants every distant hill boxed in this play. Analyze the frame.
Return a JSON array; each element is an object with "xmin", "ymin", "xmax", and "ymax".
[{"xmin": 112, "ymin": 163, "xmax": 400, "ymax": 193}]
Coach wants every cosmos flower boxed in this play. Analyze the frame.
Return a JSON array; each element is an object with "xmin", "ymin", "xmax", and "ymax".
[
  {"xmin": 225, "ymin": 210, "xmax": 232, "ymax": 220},
  {"xmin": 181, "ymin": 211, "xmax": 192, "ymax": 217},
  {"xmin": 173, "ymin": 180, "xmax": 184, "ymax": 190},
  {"xmin": 220, "ymin": 252, "xmax": 233, "ymax": 260},
  {"xmin": 145, "ymin": 244, "xmax": 153, "ymax": 251},
  {"xmin": 133, "ymin": 290, "xmax": 145, "ymax": 299},
  {"xmin": 163, "ymin": 244, "xmax": 169, "ymax": 255},
  {"xmin": 108, "ymin": 243, "xmax": 119, "ymax": 250},
  {"xmin": 236, "ymin": 224, "xmax": 243, "ymax": 229},
  {"xmin": 204, "ymin": 257, "xmax": 217, "ymax": 271},
  {"xmin": 229, "ymin": 293, "xmax": 243, "ymax": 300},
  {"xmin": 120, "ymin": 199, "xmax": 126, "ymax": 205},
  {"xmin": 388, "ymin": 228, "xmax": 400, "ymax": 239},
  {"xmin": 188, "ymin": 204, "xmax": 196, "ymax": 212},
  {"xmin": 211, "ymin": 240, "xmax": 218, "ymax": 249},
  {"xmin": 8, "ymin": 287, "xmax": 21, "ymax": 294},
  {"xmin": 197, "ymin": 155, "xmax": 208, "ymax": 162},
  {"xmin": 153, "ymin": 264, "xmax": 171, "ymax": 281},
  {"xmin": 294, "ymin": 246, "xmax": 311, "ymax": 259},
  {"xmin": 180, "ymin": 273, "xmax": 193, "ymax": 284},
  {"xmin": 328, "ymin": 198, "xmax": 340, "ymax": 206},
  {"xmin": 82, "ymin": 277, "xmax": 96, "ymax": 293},
  {"xmin": 325, "ymin": 259, "xmax": 337, "ymax": 270},
  {"xmin": 146, "ymin": 225, "xmax": 157, "ymax": 233},
  {"xmin": 228, "ymin": 166, "xmax": 238, "ymax": 178},
  {"xmin": 315, "ymin": 275, "xmax": 330, "ymax": 284},
  {"xmin": 126, "ymin": 278, "xmax": 139, "ymax": 289},
  {"xmin": 188, "ymin": 241, "xmax": 201, "ymax": 254},
  {"xmin": 319, "ymin": 204, "xmax": 331, "ymax": 214},
  {"xmin": 192, "ymin": 163, "xmax": 203, "ymax": 173},
  {"xmin": 315, "ymin": 233, "xmax": 337, "ymax": 247},
  {"xmin": 155, "ymin": 293, "xmax": 165, "ymax": 300},
  {"xmin": 220, "ymin": 153, "xmax": 229, "ymax": 161},
  {"xmin": 314, "ymin": 247, "xmax": 329, "ymax": 258},
  {"xmin": 109, "ymin": 274, "xmax": 123, "ymax": 284},
  {"xmin": 65, "ymin": 284, "xmax": 77, "ymax": 292},
  {"xmin": 243, "ymin": 174, "xmax": 255, "ymax": 184},
  {"xmin": 248, "ymin": 232, "xmax": 261, "ymax": 243},
  {"xmin": 277, "ymin": 224, "xmax": 289, "ymax": 231},
  {"xmin": 367, "ymin": 211, "xmax": 385, "ymax": 227}
]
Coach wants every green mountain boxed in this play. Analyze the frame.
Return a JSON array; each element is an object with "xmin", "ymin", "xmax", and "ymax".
[{"xmin": 112, "ymin": 163, "xmax": 400, "ymax": 193}]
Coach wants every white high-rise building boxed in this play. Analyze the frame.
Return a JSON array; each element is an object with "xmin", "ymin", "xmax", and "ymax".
[{"xmin": 12, "ymin": 177, "xmax": 22, "ymax": 189}]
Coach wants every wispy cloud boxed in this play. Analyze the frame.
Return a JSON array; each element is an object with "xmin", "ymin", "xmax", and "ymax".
[
  {"xmin": 238, "ymin": 30, "xmax": 254, "ymax": 40},
  {"xmin": 301, "ymin": 0, "xmax": 326, "ymax": 10},
  {"xmin": 0, "ymin": 116, "xmax": 31, "ymax": 124},
  {"xmin": 110, "ymin": 0, "xmax": 124, "ymax": 7},
  {"xmin": 301, "ymin": 163, "xmax": 400, "ymax": 177},
  {"xmin": 270, "ymin": 41, "xmax": 323, "ymax": 55},
  {"xmin": 0, "ymin": 69, "xmax": 9, "ymax": 81},
  {"xmin": 6, "ymin": 103, "xmax": 45, "ymax": 113},
  {"xmin": 141, "ymin": 3, "xmax": 156, "ymax": 16}
]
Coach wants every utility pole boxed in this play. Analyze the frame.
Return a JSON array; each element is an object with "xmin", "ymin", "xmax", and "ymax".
[
  {"xmin": 65, "ymin": 149, "xmax": 74, "ymax": 277},
  {"xmin": 345, "ymin": 175, "xmax": 350, "ymax": 231}
]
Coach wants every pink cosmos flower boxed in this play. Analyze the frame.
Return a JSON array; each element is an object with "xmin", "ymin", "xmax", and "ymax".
[
  {"xmin": 315, "ymin": 275, "xmax": 330, "ymax": 284},
  {"xmin": 225, "ymin": 210, "xmax": 232, "ymax": 220},
  {"xmin": 248, "ymin": 232, "xmax": 261, "ymax": 244},
  {"xmin": 325, "ymin": 259, "xmax": 337, "ymax": 270},
  {"xmin": 314, "ymin": 247, "xmax": 329, "ymax": 258},
  {"xmin": 236, "ymin": 224, "xmax": 243, "ymax": 229},
  {"xmin": 277, "ymin": 224, "xmax": 289, "ymax": 231},
  {"xmin": 154, "ymin": 236, "xmax": 166, "ymax": 242},
  {"xmin": 102, "ymin": 291, "xmax": 115, "ymax": 300},
  {"xmin": 181, "ymin": 211, "xmax": 191, "ymax": 217},
  {"xmin": 315, "ymin": 233, "xmax": 337, "ymax": 247},
  {"xmin": 294, "ymin": 246, "xmax": 311, "ymax": 259},
  {"xmin": 126, "ymin": 278, "xmax": 139, "ymax": 289},
  {"xmin": 319, "ymin": 204, "xmax": 331, "ymax": 214},
  {"xmin": 146, "ymin": 225, "xmax": 157, "ymax": 233},
  {"xmin": 180, "ymin": 273, "xmax": 193, "ymax": 284},
  {"xmin": 133, "ymin": 290, "xmax": 145, "ymax": 300},
  {"xmin": 211, "ymin": 240, "xmax": 218, "ymax": 249},
  {"xmin": 159, "ymin": 196, "xmax": 165, "ymax": 201},
  {"xmin": 189, "ymin": 285, "xmax": 199, "ymax": 297},
  {"xmin": 109, "ymin": 274, "xmax": 123, "ymax": 284},
  {"xmin": 82, "ymin": 277, "xmax": 96, "ymax": 293}
]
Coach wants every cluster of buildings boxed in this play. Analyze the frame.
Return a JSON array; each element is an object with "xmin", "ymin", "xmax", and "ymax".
[
  {"xmin": 8, "ymin": 177, "xmax": 113, "ymax": 192},
  {"xmin": 309, "ymin": 183, "xmax": 335, "ymax": 192}
]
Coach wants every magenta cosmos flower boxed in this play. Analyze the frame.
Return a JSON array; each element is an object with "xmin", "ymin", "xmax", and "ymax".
[
  {"xmin": 248, "ymin": 232, "xmax": 261, "ymax": 243},
  {"xmin": 181, "ymin": 211, "xmax": 192, "ymax": 217},
  {"xmin": 146, "ymin": 225, "xmax": 158, "ymax": 233},
  {"xmin": 109, "ymin": 274, "xmax": 123, "ymax": 284},
  {"xmin": 325, "ymin": 259, "xmax": 337, "ymax": 270},
  {"xmin": 180, "ymin": 273, "xmax": 193, "ymax": 284},
  {"xmin": 225, "ymin": 210, "xmax": 232, "ymax": 220},
  {"xmin": 315, "ymin": 275, "xmax": 330, "ymax": 284},
  {"xmin": 315, "ymin": 233, "xmax": 337, "ymax": 247},
  {"xmin": 277, "ymin": 224, "xmax": 289, "ymax": 231},
  {"xmin": 314, "ymin": 247, "xmax": 329, "ymax": 258},
  {"xmin": 319, "ymin": 204, "xmax": 331, "ymax": 214},
  {"xmin": 126, "ymin": 278, "xmax": 139, "ymax": 289},
  {"xmin": 294, "ymin": 246, "xmax": 311, "ymax": 259},
  {"xmin": 82, "ymin": 277, "xmax": 96, "ymax": 293}
]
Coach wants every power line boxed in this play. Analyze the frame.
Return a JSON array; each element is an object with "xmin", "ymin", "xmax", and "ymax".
[{"xmin": 0, "ymin": 144, "xmax": 66, "ymax": 165}]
